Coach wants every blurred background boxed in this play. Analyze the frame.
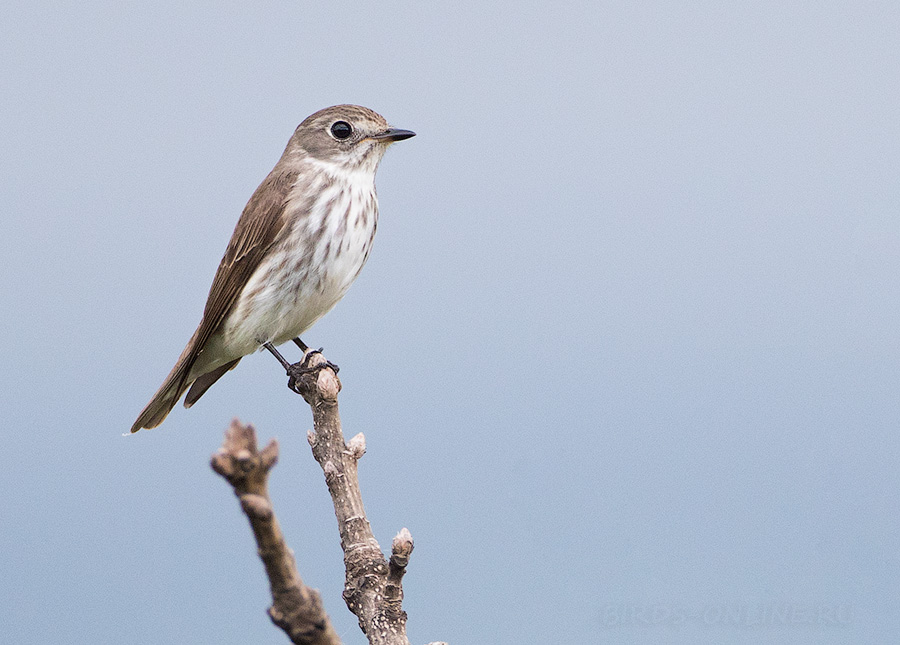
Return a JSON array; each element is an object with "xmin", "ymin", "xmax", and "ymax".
[{"xmin": 1, "ymin": 1, "xmax": 898, "ymax": 643}]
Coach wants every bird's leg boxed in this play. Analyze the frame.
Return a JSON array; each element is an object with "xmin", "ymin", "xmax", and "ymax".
[
  {"xmin": 265, "ymin": 340, "xmax": 322, "ymax": 395},
  {"xmin": 265, "ymin": 341, "xmax": 309, "ymax": 396},
  {"xmin": 263, "ymin": 342, "xmax": 292, "ymax": 370},
  {"xmin": 263, "ymin": 338, "xmax": 338, "ymax": 395}
]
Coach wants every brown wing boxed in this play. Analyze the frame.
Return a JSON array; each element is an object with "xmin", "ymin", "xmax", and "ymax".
[
  {"xmin": 173, "ymin": 165, "xmax": 299, "ymax": 394},
  {"xmin": 130, "ymin": 163, "xmax": 300, "ymax": 433}
]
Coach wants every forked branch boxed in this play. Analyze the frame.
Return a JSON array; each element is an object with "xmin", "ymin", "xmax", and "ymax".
[{"xmin": 212, "ymin": 351, "xmax": 444, "ymax": 644}]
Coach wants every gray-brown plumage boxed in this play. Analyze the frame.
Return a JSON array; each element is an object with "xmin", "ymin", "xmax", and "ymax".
[{"xmin": 131, "ymin": 105, "xmax": 414, "ymax": 433}]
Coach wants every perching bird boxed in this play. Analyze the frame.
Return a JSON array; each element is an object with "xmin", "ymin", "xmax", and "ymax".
[{"xmin": 131, "ymin": 105, "xmax": 414, "ymax": 433}]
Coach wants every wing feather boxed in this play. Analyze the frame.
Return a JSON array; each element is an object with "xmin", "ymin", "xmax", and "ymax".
[{"xmin": 173, "ymin": 166, "xmax": 299, "ymax": 394}]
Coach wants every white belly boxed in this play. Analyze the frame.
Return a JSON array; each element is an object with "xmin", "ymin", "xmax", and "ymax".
[{"xmin": 218, "ymin": 174, "xmax": 378, "ymax": 358}]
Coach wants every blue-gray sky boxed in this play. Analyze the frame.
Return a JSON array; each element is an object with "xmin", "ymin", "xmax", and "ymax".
[{"xmin": 2, "ymin": 1, "xmax": 898, "ymax": 643}]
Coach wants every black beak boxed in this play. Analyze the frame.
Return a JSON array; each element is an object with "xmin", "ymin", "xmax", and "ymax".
[{"xmin": 372, "ymin": 128, "xmax": 416, "ymax": 142}]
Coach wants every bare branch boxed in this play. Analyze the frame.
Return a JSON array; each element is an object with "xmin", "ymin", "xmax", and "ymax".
[
  {"xmin": 211, "ymin": 419, "xmax": 341, "ymax": 645},
  {"xmin": 292, "ymin": 353, "xmax": 416, "ymax": 645},
  {"xmin": 211, "ymin": 350, "xmax": 443, "ymax": 644}
]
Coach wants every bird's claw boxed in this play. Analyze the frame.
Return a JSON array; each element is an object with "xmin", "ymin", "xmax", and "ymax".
[
  {"xmin": 286, "ymin": 348, "xmax": 340, "ymax": 394},
  {"xmin": 304, "ymin": 348, "xmax": 340, "ymax": 374}
]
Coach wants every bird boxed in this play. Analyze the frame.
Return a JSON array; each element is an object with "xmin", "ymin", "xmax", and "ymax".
[{"xmin": 130, "ymin": 105, "xmax": 414, "ymax": 433}]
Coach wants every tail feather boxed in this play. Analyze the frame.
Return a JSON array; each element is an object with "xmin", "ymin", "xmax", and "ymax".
[
  {"xmin": 130, "ymin": 364, "xmax": 194, "ymax": 433},
  {"xmin": 130, "ymin": 382, "xmax": 189, "ymax": 433},
  {"xmin": 184, "ymin": 358, "xmax": 240, "ymax": 408},
  {"xmin": 131, "ymin": 329, "xmax": 202, "ymax": 433}
]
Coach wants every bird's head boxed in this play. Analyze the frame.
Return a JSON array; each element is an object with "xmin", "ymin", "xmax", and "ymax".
[{"xmin": 290, "ymin": 104, "xmax": 415, "ymax": 173}]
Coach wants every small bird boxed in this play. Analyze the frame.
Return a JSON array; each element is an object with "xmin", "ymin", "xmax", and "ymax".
[{"xmin": 131, "ymin": 105, "xmax": 414, "ymax": 433}]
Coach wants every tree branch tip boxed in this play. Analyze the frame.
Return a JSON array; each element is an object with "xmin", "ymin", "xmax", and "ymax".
[
  {"xmin": 347, "ymin": 433, "xmax": 367, "ymax": 459},
  {"xmin": 314, "ymin": 367, "xmax": 341, "ymax": 400},
  {"xmin": 225, "ymin": 418, "xmax": 255, "ymax": 441},
  {"xmin": 391, "ymin": 528, "xmax": 415, "ymax": 565},
  {"xmin": 394, "ymin": 527, "xmax": 413, "ymax": 544},
  {"xmin": 209, "ymin": 452, "xmax": 231, "ymax": 477},
  {"xmin": 228, "ymin": 416, "xmax": 248, "ymax": 431},
  {"xmin": 219, "ymin": 419, "xmax": 265, "ymax": 462},
  {"xmin": 259, "ymin": 438, "xmax": 280, "ymax": 469}
]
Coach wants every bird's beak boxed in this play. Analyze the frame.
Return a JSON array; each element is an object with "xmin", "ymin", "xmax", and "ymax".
[{"xmin": 371, "ymin": 128, "xmax": 416, "ymax": 142}]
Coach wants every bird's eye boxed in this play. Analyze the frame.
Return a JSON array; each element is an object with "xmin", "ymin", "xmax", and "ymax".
[{"xmin": 331, "ymin": 121, "xmax": 353, "ymax": 140}]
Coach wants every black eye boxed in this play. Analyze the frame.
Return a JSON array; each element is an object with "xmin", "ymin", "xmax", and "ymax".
[{"xmin": 331, "ymin": 121, "xmax": 352, "ymax": 139}]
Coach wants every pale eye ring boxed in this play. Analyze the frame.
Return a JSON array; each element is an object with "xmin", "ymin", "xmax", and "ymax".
[{"xmin": 330, "ymin": 121, "xmax": 352, "ymax": 139}]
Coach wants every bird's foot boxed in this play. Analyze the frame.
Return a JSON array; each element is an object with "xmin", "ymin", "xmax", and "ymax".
[{"xmin": 286, "ymin": 348, "xmax": 340, "ymax": 394}]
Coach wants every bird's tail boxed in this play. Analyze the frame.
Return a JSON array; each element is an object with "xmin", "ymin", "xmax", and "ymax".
[{"xmin": 130, "ymin": 330, "xmax": 201, "ymax": 433}]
